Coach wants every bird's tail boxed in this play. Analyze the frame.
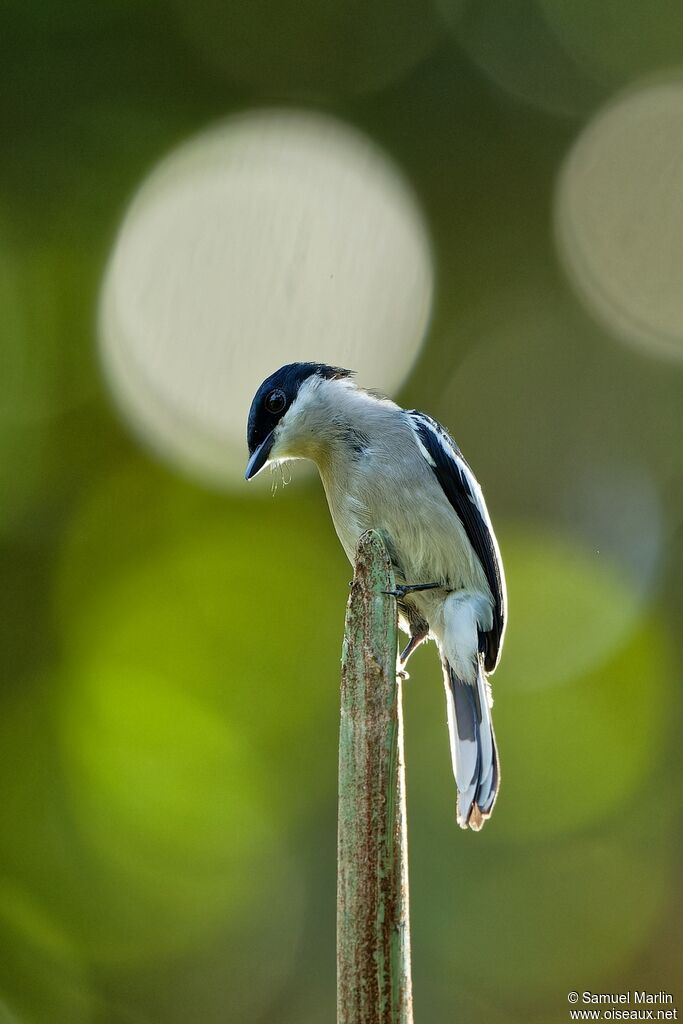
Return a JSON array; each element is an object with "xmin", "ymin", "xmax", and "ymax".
[{"xmin": 442, "ymin": 655, "xmax": 499, "ymax": 830}]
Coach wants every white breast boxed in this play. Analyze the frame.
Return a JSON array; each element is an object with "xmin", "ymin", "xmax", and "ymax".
[{"xmin": 319, "ymin": 426, "xmax": 488, "ymax": 597}]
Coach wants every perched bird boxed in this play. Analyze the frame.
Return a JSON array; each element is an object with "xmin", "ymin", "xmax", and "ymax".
[{"xmin": 245, "ymin": 362, "xmax": 506, "ymax": 830}]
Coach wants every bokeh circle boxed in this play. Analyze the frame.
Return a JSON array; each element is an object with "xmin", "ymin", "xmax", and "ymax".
[
  {"xmin": 556, "ymin": 79, "xmax": 683, "ymax": 364},
  {"xmin": 100, "ymin": 109, "xmax": 434, "ymax": 485},
  {"xmin": 405, "ymin": 526, "xmax": 676, "ymax": 840}
]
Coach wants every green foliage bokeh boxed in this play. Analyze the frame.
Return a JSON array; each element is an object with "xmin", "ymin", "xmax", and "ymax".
[{"xmin": 0, "ymin": 2, "xmax": 682, "ymax": 1022}]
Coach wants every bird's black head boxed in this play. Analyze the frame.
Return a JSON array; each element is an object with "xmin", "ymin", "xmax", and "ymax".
[{"xmin": 245, "ymin": 362, "xmax": 352, "ymax": 480}]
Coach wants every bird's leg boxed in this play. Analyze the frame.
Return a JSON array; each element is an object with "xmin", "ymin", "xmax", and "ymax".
[
  {"xmin": 383, "ymin": 582, "xmax": 441, "ymax": 599},
  {"xmin": 396, "ymin": 627, "xmax": 429, "ymax": 680},
  {"xmin": 399, "ymin": 630, "xmax": 428, "ymax": 667}
]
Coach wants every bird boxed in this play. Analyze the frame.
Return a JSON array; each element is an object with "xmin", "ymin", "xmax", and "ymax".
[{"xmin": 245, "ymin": 362, "xmax": 506, "ymax": 830}]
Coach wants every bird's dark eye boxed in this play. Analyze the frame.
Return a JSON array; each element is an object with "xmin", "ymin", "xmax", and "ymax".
[{"xmin": 265, "ymin": 388, "xmax": 287, "ymax": 415}]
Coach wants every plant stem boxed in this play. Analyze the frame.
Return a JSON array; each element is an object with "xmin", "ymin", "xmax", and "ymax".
[{"xmin": 337, "ymin": 530, "xmax": 414, "ymax": 1024}]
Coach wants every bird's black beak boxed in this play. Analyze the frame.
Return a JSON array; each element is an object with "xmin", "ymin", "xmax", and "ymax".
[{"xmin": 245, "ymin": 429, "xmax": 275, "ymax": 480}]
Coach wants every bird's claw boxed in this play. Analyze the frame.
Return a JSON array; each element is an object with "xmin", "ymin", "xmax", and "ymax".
[{"xmin": 382, "ymin": 582, "xmax": 440, "ymax": 600}]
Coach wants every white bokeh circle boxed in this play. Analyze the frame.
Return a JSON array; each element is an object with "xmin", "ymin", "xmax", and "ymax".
[
  {"xmin": 100, "ymin": 109, "xmax": 433, "ymax": 485},
  {"xmin": 556, "ymin": 79, "xmax": 683, "ymax": 364}
]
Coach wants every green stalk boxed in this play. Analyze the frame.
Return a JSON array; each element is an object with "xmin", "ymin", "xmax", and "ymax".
[{"xmin": 337, "ymin": 531, "xmax": 414, "ymax": 1024}]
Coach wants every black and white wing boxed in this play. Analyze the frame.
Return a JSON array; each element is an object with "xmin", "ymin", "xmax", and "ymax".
[{"xmin": 408, "ymin": 410, "xmax": 507, "ymax": 672}]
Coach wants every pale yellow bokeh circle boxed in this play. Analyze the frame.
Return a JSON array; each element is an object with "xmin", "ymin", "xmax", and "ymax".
[
  {"xmin": 100, "ymin": 109, "xmax": 433, "ymax": 485},
  {"xmin": 556, "ymin": 79, "xmax": 683, "ymax": 363}
]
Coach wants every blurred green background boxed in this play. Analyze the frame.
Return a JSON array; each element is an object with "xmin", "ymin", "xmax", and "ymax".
[{"xmin": 1, "ymin": 2, "xmax": 682, "ymax": 1022}]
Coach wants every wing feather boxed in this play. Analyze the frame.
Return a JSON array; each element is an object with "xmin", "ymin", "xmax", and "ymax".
[{"xmin": 408, "ymin": 410, "xmax": 506, "ymax": 671}]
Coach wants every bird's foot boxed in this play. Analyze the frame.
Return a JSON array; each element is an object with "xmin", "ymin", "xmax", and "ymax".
[{"xmin": 383, "ymin": 582, "xmax": 440, "ymax": 600}]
